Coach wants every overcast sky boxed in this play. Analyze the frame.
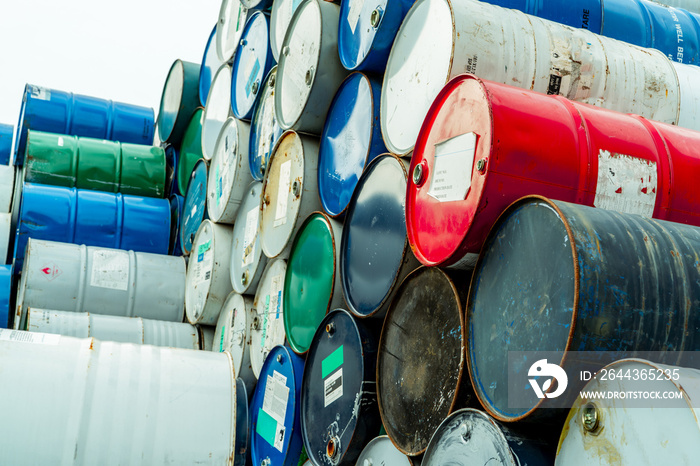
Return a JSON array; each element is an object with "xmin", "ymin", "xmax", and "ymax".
[{"xmin": 0, "ymin": 0, "xmax": 220, "ymax": 132}]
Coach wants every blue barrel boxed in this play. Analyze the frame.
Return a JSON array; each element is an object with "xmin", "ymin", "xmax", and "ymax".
[
  {"xmin": 249, "ymin": 67, "xmax": 284, "ymax": 181},
  {"xmin": 250, "ymin": 345, "xmax": 305, "ymax": 466},
  {"xmin": 232, "ymin": 12, "xmax": 276, "ymax": 121},
  {"xmin": 169, "ymin": 194, "xmax": 185, "ymax": 256},
  {"xmin": 234, "ymin": 378, "xmax": 250, "ymax": 466},
  {"xmin": 301, "ymin": 309, "xmax": 380, "ymax": 465},
  {"xmin": 0, "ymin": 124, "xmax": 12, "ymax": 165},
  {"xmin": 338, "ymin": 0, "xmax": 415, "ymax": 72},
  {"xmin": 14, "ymin": 183, "xmax": 170, "ymax": 272},
  {"xmin": 180, "ymin": 159, "xmax": 209, "ymax": 255},
  {"xmin": 13, "ymin": 84, "xmax": 155, "ymax": 166},
  {"xmin": 199, "ymin": 24, "xmax": 224, "ymax": 108},
  {"xmin": 0, "ymin": 265, "xmax": 12, "ymax": 328},
  {"xmin": 164, "ymin": 144, "xmax": 179, "ymax": 197},
  {"xmin": 318, "ymin": 73, "xmax": 385, "ymax": 218}
]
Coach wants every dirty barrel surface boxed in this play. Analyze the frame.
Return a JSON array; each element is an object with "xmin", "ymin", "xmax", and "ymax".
[
  {"xmin": 251, "ymin": 257, "xmax": 288, "ymax": 379},
  {"xmin": 230, "ymin": 181, "xmax": 267, "ymax": 295},
  {"xmin": 249, "ymin": 66, "xmax": 284, "ymax": 182}
]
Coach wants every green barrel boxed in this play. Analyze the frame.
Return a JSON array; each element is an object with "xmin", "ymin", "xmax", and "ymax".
[
  {"xmin": 24, "ymin": 130, "xmax": 166, "ymax": 198},
  {"xmin": 177, "ymin": 108, "xmax": 204, "ymax": 196}
]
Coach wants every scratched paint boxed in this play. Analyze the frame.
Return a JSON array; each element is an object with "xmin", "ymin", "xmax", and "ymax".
[{"xmin": 594, "ymin": 150, "xmax": 658, "ymax": 217}]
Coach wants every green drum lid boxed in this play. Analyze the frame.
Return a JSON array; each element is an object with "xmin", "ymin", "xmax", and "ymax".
[{"xmin": 178, "ymin": 108, "xmax": 204, "ymax": 195}]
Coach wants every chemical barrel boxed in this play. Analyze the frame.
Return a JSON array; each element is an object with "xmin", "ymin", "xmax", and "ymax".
[
  {"xmin": 318, "ymin": 72, "xmax": 385, "ymax": 218},
  {"xmin": 0, "ymin": 329, "xmax": 237, "ymax": 464},
  {"xmin": 341, "ymin": 154, "xmax": 419, "ymax": 319},
  {"xmin": 356, "ymin": 436, "xmax": 415, "ymax": 465},
  {"xmin": 230, "ymin": 181, "xmax": 268, "ymax": 295},
  {"xmin": 249, "ymin": 66, "xmax": 284, "ymax": 181},
  {"xmin": 185, "ymin": 219, "xmax": 234, "ymax": 326},
  {"xmin": 467, "ymin": 196, "xmax": 700, "ymax": 423},
  {"xmin": 408, "ymin": 73, "xmax": 700, "ymax": 268},
  {"xmin": 301, "ymin": 309, "xmax": 380, "ymax": 465},
  {"xmin": 284, "ymin": 212, "xmax": 343, "ymax": 355},
  {"xmin": 260, "ymin": 131, "xmax": 320, "ymax": 259},
  {"xmin": 206, "ymin": 117, "xmax": 253, "ymax": 224},
  {"xmin": 15, "ymin": 238, "xmax": 185, "ymax": 329},
  {"xmin": 163, "ymin": 143, "xmax": 178, "ymax": 196},
  {"xmin": 176, "ymin": 107, "xmax": 204, "ymax": 196},
  {"xmin": 338, "ymin": 0, "xmax": 414, "ymax": 72},
  {"xmin": 270, "ymin": 0, "xmax": 305, "ymax": 61},
  {"xmin": 0, "ymin": 265, "xmax": 11, "ymax": 327},
  {"xmin": 26, "ymin": 309, "xmax": 199, "ymax": 349},
  {"xmin": 217, "ymin": 0, "xmax": 250, "ymax": 62},
  {"xmin": 157, "ymin": 59, "xmax": 200, "ymax": 147},
  {"xmin": 250, "ymin": 345, "xmax": 306, "ymax": 466},
  {"xmin": 275, "ymin": 0, "xmax": 349, "ymax": 134},
  {"xmin": 381, "ymin": 0, "xmax": 688, "ymax": 157},
  {"xmin": 251, "ymin": 257, "xmax": 288, "ymax": 378},
  {"xmin": 202, "ymin": 64, "xmax": 233, "ymax": 162},
  {"xmin": 180, "ymin": 159, "xmax": 209, "ymax": 256},
  {"xmin": 0, "ymin": 213, "xmax": 10, "ymax": 264},
  {"xmin": 556, "ymin": 359, "xmax": 700, "ymax": 464},
  {"xmin": 24, "ymin": 130, "xmax": 166, "ymax": 198},
  {"xmin": 650, "ymin": 0, "xmax": 700, "ymax": 15},
  {"xmin": 0, "ymin": 164, "xmax": 14, "ymax": 213},
  {"xmin": 234, "ymin": 378, "xmax": 251, "ymax": 465},
  {"xmin": 231, "ymin": 11, "xmax": 276, "ymax": 121},
  {"xmin": 13, "ymin": 84, "xmax": 154, "ymax": 166},
  {"xmin": 0, "ymin": 123, "xmax": 12, "ymax": 164},
  {"xmin": 14, "ymin": 183, "xmax": 170, "ymax": 270},
  {"xmin": 422, "ymin": 409, "xmax": 554, "ymax": 465},
  {"xmin": 198, "ymin": 324, "xmax": 216, "ymax": 351},
  {"xmin": 169, "ymin": 193, "xmax": 185, "ymax": 256},
  {"xmin": 214, "ymin": 292, "xmax": 258, "ymax": 396},
  {"xmin": 199, "ymin": 25, "xmax": 224, "ymax": 108},
  {"xmin": 377, "ymin": 266, "xmax": 473, "ymax": 456}
]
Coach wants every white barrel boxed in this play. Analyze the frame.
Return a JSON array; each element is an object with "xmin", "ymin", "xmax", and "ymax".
[
  {"xmin": 214, "ymin": 292, "xmax": 257, "ymax": 396},
  {"xmin": 0, "ymin": 212, "xmax": 10, "ymax": 263},
  {"xmin": 217, "ymin": 0, "xmax": 249, "ymax": 62},
  {"xmin": 250, "ymin": 257, "xmax": 287, "ymax": 378},
  {"xmin": 230, "ymin": 181, "xmax": 267, "ymax": 294},
  {"xmin": 185, "ymin": 220, "xmax": 234, "ymax": 325},
  {"xmin": 275, "ymin": 0, "xmax": 349, "ymax": 134},
  {"xmin": 198, "ymin": 324, "xmax": 216, "ymax": 351},
  {"xmin": 381, "ymin": 0, "xmax": 683, "ymax": 156},
  {"xmin": 207, "ymin": 117, "xmax": 253, "ymax": 223},
  {"xmin": 673, "ymin": 62, "xmax": 700, "ymax": 130},
  {"xmin": 26, "ymin": 308, "xmax": 199, "ymax": 349},
  {"xmin": 202, "ymin": 64, "xmax": 233, "ymax": 161},
  {"xmin": 260, "ymin": 130, "xmax": 320, "ymax": 260},
  {"xmin": 356, "ymin": 436, "xmax": 413, "ymax": 466},
  {"xmin": 270, "ymin": 0, "xmax": 302, "ymax": 62},
  {"xmin": 15, "ymin": 238, "xmax": 186, "ymax": 331},
  {"xmin": 0, "ymin": 329, "xmax": 236, "ymax": 464},
  {"xmin": 0, "ymin": 164, "xmax": 15, "ymax": 213},
  {"xmin": 556, "ymin": 359, "xmax": 700, "ymax": 464}
]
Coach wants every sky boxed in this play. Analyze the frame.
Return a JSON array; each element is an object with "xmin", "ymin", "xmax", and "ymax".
[{"xmin": 0, "ymin": 0, "xmax": 221, "ymax": 132}]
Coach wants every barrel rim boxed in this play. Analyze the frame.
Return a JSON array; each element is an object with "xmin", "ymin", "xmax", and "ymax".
[
  {"xmin": 202, "ymin": 63, "xmax": 233, "ymax": 161},
  {"xmin": 158, "ymin": 59, "xmax": 187, "ymax": 143},
  {"xmin": 207, "ymin": 116, "xmax": 240, "ymax": 223},
  {"xmin": 198, "ymin": 24, "xmax": 219, "ymax": 108},
  {"xmin": 248, "ymin": 65, "xmax": 280, "ymax": 182},
  {"xmin": 231, "ymin": 11, "xmax": 272, "ymax": 121}
]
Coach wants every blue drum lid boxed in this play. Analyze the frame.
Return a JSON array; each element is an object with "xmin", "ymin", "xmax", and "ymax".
[
  {"xmin": 0, "ymin": 265, "xmax": 12, "ymax": 328},
  {"xmin": 251, "ymin": 345, "xmax": 305, "ymax": 466},
  {"xmin": 249, "ymin": 67, "xmax": 284, "ymax": 181},
  {"xmin": 234, "ymin": 378, "xmax": 250, "ymax": 466},
  {"xmin": 318, "ymin": 73, "xmax": 385, "ymax": 217},
  {"xmin": 232, "ymin": 12, "xmax": 276, "ymax": 121},
  {"xmin": 341, "ymin": 154, "xmax": 408, "ymax": 317},
  {"xmin": 169, "ymin": 194, "xmax": 184, "ymax": 256},
  {"xmin": 180, "ymin": 159, "xmax": 209, "ymax": 255},
  {"xmin": 0, "ymin": 123, "xmax": 12, "ymax": 165},
  {"xmin": 199, "ymin": 25, "xmax": 224, "ymax": 108}
]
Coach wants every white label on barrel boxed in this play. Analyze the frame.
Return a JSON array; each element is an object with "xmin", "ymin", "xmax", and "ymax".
[
  {"xmin": 242, "ymin": 206, "xmax": 260, "ymax": 267},
  {"xmin": 29, "ymin": 85, "xmax": 51, "ymax": 101},
  {"xmin": 0, "ymin": 329, "xmax": 60, "ymax": 345},
  {"xmin": 263, "ymin": 370, "xmax": 290, "ymax": 425},
  {"xmin": 90, "ymin": 250, "xmax": 129, "ymax": 291},
  {"xmin": 594, "ymin": 150, "xmax": 657, "ymax": 218},
  {"xmin": 348, "ymin": 0, "xmax": 366, "ymax": 33},
  {"xmin": 324, "ymin": 368, "xmax": 343, "ymax": 407},
  {"xmin": 428, "ymin": 132, "xmax": 477, "ymax": 202},
  {"xmin": 194, "ymin": 240, "xmax": 213, "ymax": 286},
  {"xmin": 274, "ymin": 160, "xmax": 292, "ymax": 227},
  {"xmin": 269, "ymin": 274, "xmax": 283, "ymax": 319}
]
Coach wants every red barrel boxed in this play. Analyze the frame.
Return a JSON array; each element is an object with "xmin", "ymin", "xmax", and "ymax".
[{"xmin": 407, "ymin": 73, "xmax": 700, "ymax": 268}]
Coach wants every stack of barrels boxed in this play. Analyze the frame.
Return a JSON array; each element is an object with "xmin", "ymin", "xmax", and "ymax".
[{"xmin": 2, "ymin": 0, "xmax": 700, "ymax": 463}]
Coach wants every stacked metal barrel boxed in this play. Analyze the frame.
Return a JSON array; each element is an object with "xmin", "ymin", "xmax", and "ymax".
[{"xmin": 2, "ymin": 0, "xmax": 700, "ymax": 463}]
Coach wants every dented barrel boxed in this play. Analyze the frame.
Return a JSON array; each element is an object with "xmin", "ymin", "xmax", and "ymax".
[
  {"xmin": 249, "ymin": 66, "xmax": 284, "ymax": 181},
  {"xmin": 157, "ymin": 60, "xmax": 200, "ymax": 147}
]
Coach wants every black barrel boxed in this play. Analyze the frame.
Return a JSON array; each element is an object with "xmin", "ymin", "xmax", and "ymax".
[{"xmin": 301, "ymin": 309, "xmax": 380, "ymax": 465}]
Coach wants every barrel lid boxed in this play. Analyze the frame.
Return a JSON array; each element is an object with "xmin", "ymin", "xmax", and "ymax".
[
  {"xmin": 216, "ymin": 0, "xmax": 249, "ymax": 62},
  {"xmin": 168, "ymin": 193, "xmax": 184, "ymax": 256},
  {"xmin": 202, "ymin": 64, "xmax": 232, "ymax": 161},
  {"xmin": 341, "ymin": 154, "xmax": 409, "ymax": 318},
  {"xmin": 355, "ymin": 436, "xmax": 412, "ymax": 466},
  {"xmin": 251, "ymin": 258, "xmax": 288, "ymax": 378},
  {"xmin": 235, "ymin": 377, "xmax": 251, "ymax": 464},
  {"xmin": 231, "ymin": 181, "xmax": 267, "ymax": 294},
  {"xmin": 215, "ymin": 293, "xmax": 253, "ymax": 371},
  {"xmin": 301, "ymin": 309, "xmax": 371, "ymax": 465},
  {"xmin": 208, "ymin": 117, "xmax": 245, "ymax": 223},
  {"xmin": 338, "ymin": 0, "xmax": 387, "ymax": 70},
  {"xmin": 284, "ymin": 212, "xmax": 337, "ymax": 354},
  {"xmin": 177, "ymin": 108, "xmax": 205, "ymax": 196},
  {"xmin": 407, "ymin": 74, "xmax": 491, "ymax": 267},
  {"xmin": 275, "ymin": 0, "xmax": 322, "ymax": 130},
  {"xmin": 381, "ymin": 0, "xmax": 454, "ymax": 156},
  {"xmin": 199, "ymin": 24, "xmax": 224, "ymax": 108},
  {"xmin": 260, "ymin": 131, "xmax": 306, "ymax": 259},
  {"xmin": 180, "ymin": 159, "xmax": 209, "ymax": 255},
  {"xmin": 318, "ymin": 72, "xmax": 375, "ymax": 217},
  {"xmin": 251, "ymin": 345, "xmax": 305, "ymax": 466},
  {"xmin": 270, "ymin": 0, "xmax": 304, "ymax": 61},
  {"xmin": 185, "ymin": 220, "xmax": 217, "ymax": 324},
  {"xmin": 467, "ymin": 197, "xmax": 576, "ymax": 422},
  {"xmin": 249, "ymin": 66, "xmax": 284, "ymax": 181},
  {"xmin": 232, "ymin": 12, "xmax": 274, "ymax": 121},
  {"xmin": 158, "ymin": 60, "xmax": 200, "ymax": 145},
  {"xmin": 422, "ymin": 409, "xmax": 518, "ymax": 465},
  {"xmin": 377, "ymin": 266, "xmax": 465, "ymax": 456},
  {"xmin": 0, "ymin": 264, "xmax": 11, "ymax": 328}
]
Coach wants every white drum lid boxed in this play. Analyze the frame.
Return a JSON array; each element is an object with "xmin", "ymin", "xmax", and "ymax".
[
  {"xmin": 214, "ymin": 292, "xmax": 257, "ymax": 394},
  {"xmin": 381, "ymin": 0, "xmax": 453, "ymax": 156},
  {"xmin": 217, "ymin": 0, "xmax": 249, "ymax": 62},
  {"xmin": 270, "ymin": 0, "xmax": 302, "ymax": 62},
  {"xmin": 185, "ymin": 220, "xmax": 218, "ymax": 324},
  {"xmin": 230, "ymin": 181, "xmax": 267, "ymax": 294},
  {"xmin": 202, "ymin": 64, "xmax": 233, "ymax": 161},
  {"xmin": 158, "ymin": 60, "xmax": 185, "ymax": 142},
  {"xmin": 250, "ymin": 258, "xmax": 287, "ymax": 378},
  {"xmin": 275, "ymin": 0, "xmax": 322, "ymax": 130},
  {"xmin": 356, "ymin": 436, "xmax": 412, "ymax": 466}
]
